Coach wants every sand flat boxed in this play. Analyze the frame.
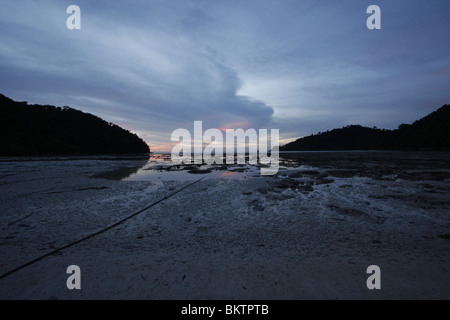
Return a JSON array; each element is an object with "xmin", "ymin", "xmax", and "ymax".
[{"xmin": 0, "ymin": 152, "xmax": 449, "ymax": 299}]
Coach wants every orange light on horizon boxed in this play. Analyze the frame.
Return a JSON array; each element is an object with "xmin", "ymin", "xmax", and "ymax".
[
  {"xmin": 149, "ymin": 145, "xmax": 172, "ymax": 153},
  {"xmin": 218, "ymin": 121, "xmax": 252, "ymax": 132}
]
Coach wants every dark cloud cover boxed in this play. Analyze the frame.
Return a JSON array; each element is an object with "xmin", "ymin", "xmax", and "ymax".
[{"xmin": 1, "ymin": 0, "xmax": 449, "ymax": 150}]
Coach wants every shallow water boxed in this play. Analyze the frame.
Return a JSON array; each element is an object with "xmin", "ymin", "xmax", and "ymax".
[{"xmin": 116, "ymin": 150, "xmax": 450, "ymax": 182}]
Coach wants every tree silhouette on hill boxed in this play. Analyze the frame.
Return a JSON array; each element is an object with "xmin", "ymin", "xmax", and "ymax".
[
  {"xmin": 280, "ymin": 104, "xmax": 450, "ymax": 151},
  {"xmin": 0, "ymin": 94, "xmax": 150, "ymax": 156}
]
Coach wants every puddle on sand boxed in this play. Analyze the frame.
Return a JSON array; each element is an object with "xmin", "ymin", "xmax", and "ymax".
[
  {"xmin": 93, "ymin": 153, "xmax": 279, "ymax": 182},
  {"xmin": 124, "ymin": 169, "xmax": 210, "ymax": 182},
  {"xmin": 123, "ymin": 165, "xmax": 258, "ymax": 182}
]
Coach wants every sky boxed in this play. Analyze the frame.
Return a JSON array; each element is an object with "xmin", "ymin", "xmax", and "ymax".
[{"xmin": 1, "ymin": 0, "xmax": 449, "ymax": 151}]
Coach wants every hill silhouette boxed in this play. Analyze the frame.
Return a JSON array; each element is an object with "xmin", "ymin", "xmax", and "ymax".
[
  {"xmin": 0, "ymin": 94, "xmax": 150, "ymax": 156},
  {"xmin": 385, "ymin": 105, "xmax": 450, "ymax": 150},
  {"xmin": 280, "ymin": 104, "xmax": 450, "ymax": 151}
]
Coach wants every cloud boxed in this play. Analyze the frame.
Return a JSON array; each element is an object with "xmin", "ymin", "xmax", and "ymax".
[
  {"xmin": 0, "ymin": 0, "xmax": 276, "ymax": 150},
  {"xmin": 1, "ymin": 0, "xmax": 450, "ymax": 150}
]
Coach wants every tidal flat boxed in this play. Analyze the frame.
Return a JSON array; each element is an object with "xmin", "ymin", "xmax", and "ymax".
[{"xmin": 0, "ymin": 151, "xmax": 449, "ymax": 299}]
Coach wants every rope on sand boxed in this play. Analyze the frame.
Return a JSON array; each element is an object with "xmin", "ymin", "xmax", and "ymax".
[{"xmin": 0, "ymin": 177, "xmax": 205, "ymax": 280}]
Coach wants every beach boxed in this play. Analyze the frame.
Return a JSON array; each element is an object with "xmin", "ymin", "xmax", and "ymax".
[{"xmin": 0, "ymin": 152, "xmax": 449, "ymax": 299}]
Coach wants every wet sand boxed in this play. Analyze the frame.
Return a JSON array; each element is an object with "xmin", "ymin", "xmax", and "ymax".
[{"xmin": 0, "ymin": 151, "xmax": 449, "ymax": 299}]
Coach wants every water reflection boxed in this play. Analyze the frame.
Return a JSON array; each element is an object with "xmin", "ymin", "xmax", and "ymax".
[
  {"xmin": 94, "ymin": 153, "xmax": 300, "ymax": 182},
  {"xmin": 124, "ymin": 154, "xmax": 255, "ymax": 181},
  {"xmin": 91, "ymin": 157, "xmax": 149, "ymax": 180},
  {"xmin": 90, "ymin": 151, "xmax": 450, "ymax": 183}
]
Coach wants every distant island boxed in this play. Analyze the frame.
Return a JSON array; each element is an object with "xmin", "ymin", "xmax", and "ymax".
[
  {"xmin": 281, "ymin": 104, "xmax": 450, "ymax": 151},
  {"xmin": 0, "ymin": 94, "xmax": 150, "ymax": 156}
]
